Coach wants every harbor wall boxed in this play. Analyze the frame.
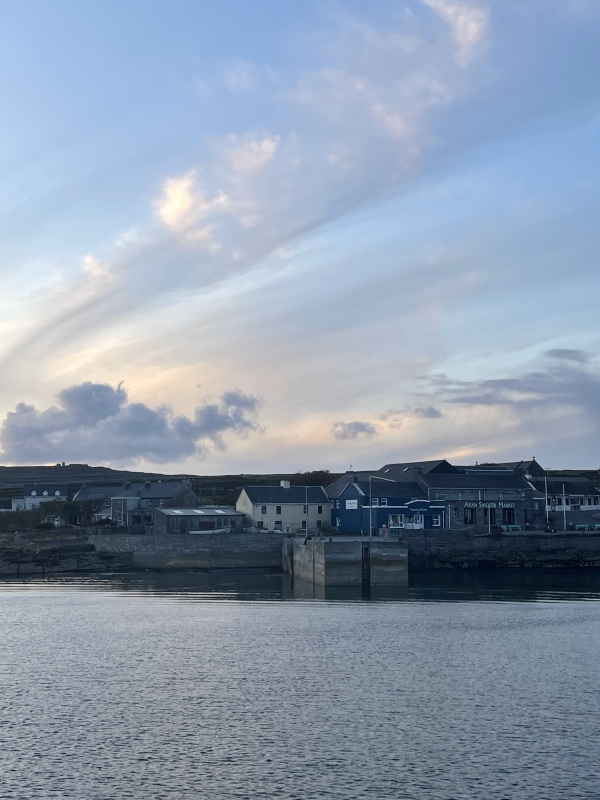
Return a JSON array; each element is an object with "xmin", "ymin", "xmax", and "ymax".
[
  {"xmin": 90, "ymin": 531, "xmax": 284, "ymax": 570},
  {"xmin": 402, "ymin": 529, "xmax": 600, "ymax": 568},
  {"xmin": 292, "ymin": 539, "xmax": 408, "ymax": 586}
]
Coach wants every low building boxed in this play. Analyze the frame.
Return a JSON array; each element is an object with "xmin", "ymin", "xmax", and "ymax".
[
  {"xmin": 529, "ymin": 477, "xmax": 600, "ymax": 515},
  {"xmin": 71, "ymin": 485, "xmax": 124, "ymax": 525},
  {"xmin": 153, "ymin": 507, "xmax": 245, "ymax": 535},
  {"xmin": 111, "ymin": 480, "xmax": 198, "ymax": 527},
  {"xmin": 236, "ymin": 481, "xmax": 330, "ymax": 531},
  {"xmin": 11, "ymin": 484, "xmax": 69, "ymax": 511},
  {"xmin": 332, "ymin": 479, "xmax": 445, "ymax": 534},
  {"xmin": 414, "ymin": 473, "xmax": 535, "ymax": 531}
]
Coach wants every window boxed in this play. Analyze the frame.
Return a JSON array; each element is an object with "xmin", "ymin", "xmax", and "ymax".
[
  {"xmin": 502, "ymin": 508, "xmax": 515, "ymax": 525},
  {"xmin": 159, "ymin": 499, "xmax": 164, "ymax": 507},
  {"xmin": 274, "ymin": 520, "xmax": 283, "ymax": 531},
  {"xmin": 499, "ymin": 492, "xmax": 504, "ymax": 501},
  {"xmin": 301, "ymin": 520, "xmax": 306, "ymax": 530},
  {"xmin": 261, "ymin": 505, "xmax": 267, "ymax": 515},
  {"xmin": 587, "ymin": 498, "xmax": 592, "ymax": 506},
  {"xmin": 458, "ymin": 492, "xmax": 463, "ymax": 500},
  {"xmin": 303, "ymin": 505, "xmax": 308, "ymax": 514},
  {"xmin": 316, "ymin": 520, "xmax": 322, "ymax": 528},
  {"xmin": 372, "ymin": 498, "xmax": 378, "ymax": 506},
  {"xmin": 595, "ymin": 498, "xmax": 599, "ymax": 506},
  {"xmin": 437, "ymin": 494, "xmax": 445, "ymax": 501},
  {"xmin": 336, "ymin": 500, "xmax": 340, "ymax": 509},
  {"xmin": 432, "ymin": 514, "xmax": 441, "ymax": 527},
  {"xmin": 483, "ymin": 508, "xmax": 496, "ymax": 525},
  {"xmin": 257, "ymin": 521, "xmax": 264, "ymax": 530},
  {"xmin": 318, "ymin": 505, "xmax": 322, "ymax": 514},
  {"xmin": 276, "ymin": 506, "xmax": 281, "ymax": 515},
  {"xmin": 388, "ymin": 514, "xmax": 404, "ymax": 528},
  {"xmin": 464, "ymin": 507, "xmax": 476, "ymax": 525},
  {"xmin": 453, "ymin": 507, "xmax": 459, "ymax": 518},
  {"xmin": 520, "ymin": 492, "xmax": 526, "ymax": 500},
  {"xmin": 380, "ymin": 498, "xmax": 387, "ymax": 506}
]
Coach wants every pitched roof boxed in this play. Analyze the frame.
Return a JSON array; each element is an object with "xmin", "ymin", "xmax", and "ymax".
[
  {"xmin": 420, "ymin": 474, "xmax": 532, "ymax": 490},
  {"xmin": 378, "ymin": 460, "xmax": 460, "ymax": 477},
  {"xmin": 325, "ymin": 472, "xmax": 375, "ymax": 498},
  {"xmin": 72, "ymin": 485, "xmax": 124, "ymax": 502},
  {"xmin": 530, "ymin": 479, "xmax": 599, "ymax": 496},
  {"xmin": 354, "ymin": 481, "xmax": 427, "ymax": 499},
  {"xmin": 116, "ymin": 480, "xmax": 194, "ymax": 499},
  {"xmin": 23, "ymin": 484, "xmax": 69, "ymax": 497},
  {"xmin": 241, "ymin": 486, "xmax": 329, "ymax": 504}
]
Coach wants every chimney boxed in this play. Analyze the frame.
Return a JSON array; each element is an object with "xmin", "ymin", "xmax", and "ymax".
[{"xmin": 280, "ymin": 480, "xmax": 290, "ymax": 489}]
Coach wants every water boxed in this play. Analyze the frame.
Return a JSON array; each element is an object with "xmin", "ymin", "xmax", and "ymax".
[{"xmin": 1, "ymin": 570, "xmax": 600, "ymax": 800}]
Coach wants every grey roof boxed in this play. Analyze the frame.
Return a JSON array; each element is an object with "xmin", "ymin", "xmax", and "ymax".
[
  {"xmin": 72, "ymin": 485, "xmax": 124, "ymax": 502},
  {"xmin": 242, "ymin": 486, "xmax": 329, "ymax": 504},
  {"xmin": 420, "ymin": 474, "xmax": 532, "ymax": 490},
  {"xmin": 155, "ymin": 506, "xmax": 243, "ymax": 517},
  {"xmin": 117, "ymin": 480, "xmax": 194, "ymax": 500},
  {"xmin": 378, "ymin": 460, "xmax": 460, "ymax": 477},
  {"xmin": 530, "ymin": 479, "xmax": 599, "ymax": 496},
  {"xmin": 353, "ymin": 481, "xmax": 427, "ymax": 499},
  {"xmin": 23, "ymin": 484, "xmax": 69, "ymax": 497},
  {"xmin": 325, "ymin": 472, "xmax": 375, "ymax": 498}
]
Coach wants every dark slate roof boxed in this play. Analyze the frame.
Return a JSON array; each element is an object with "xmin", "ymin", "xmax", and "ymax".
[
  {"xmin": 23, "ymin": 484, "xmax": 69, "ymax": 497},
  {"xmin": 420, "ymin": 474, "xmax": 532, "ymax": 490},
  {"xmin": 117, "ymin": 480, "xmax": 194, "ymax": 499},
  {"xmin": 530, "ymin": 479, "xmax": 599, "ymax": 496},
  {"xmin": 242, "ymin": 486, "xmax": 329, "ymax": 504},
  {"xmin": 378, "ymin": 460, "xmax": 460, "ymax": 477},
  {"xmin": 354, "ymin": 481, "xmax": 427, "ymax": 499},
  {"xmin": 457, "ymin": 464, "xmax": 513, "ymax": 474},
  {"xmin": 72, "ymin": 485, "xmax": 124, "ymax": 502},
  {"xmin": 325, "ymin": 472, "xmax": 375, "ymax": 498}
]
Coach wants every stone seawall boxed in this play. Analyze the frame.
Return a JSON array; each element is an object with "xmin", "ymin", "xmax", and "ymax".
[
  {"xmin": 402, "ymin": 529, "xmax": 600, "ymax": 568},
  {"xmin": 90, "ymin": 531, "xmax": 284, "ymax": 570}
]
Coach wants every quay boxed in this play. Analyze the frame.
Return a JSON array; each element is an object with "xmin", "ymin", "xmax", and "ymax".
[{"xmin": 284, "ymin": 535, "xmax": 408, "ymax": 588}]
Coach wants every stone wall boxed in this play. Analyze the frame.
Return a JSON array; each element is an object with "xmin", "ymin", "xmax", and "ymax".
[
  {"xmin": 402, "ymin": 529, "xmax": 600, "ymax": 568},
  {"xmin": 90, "ymin": 531, "xmax": 284, "ymax": 570}
]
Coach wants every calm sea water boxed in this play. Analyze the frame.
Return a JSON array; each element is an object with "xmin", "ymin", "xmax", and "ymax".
[{"xmin": 1, "ymin": 569, "xmax": 600, "ymax": 800}]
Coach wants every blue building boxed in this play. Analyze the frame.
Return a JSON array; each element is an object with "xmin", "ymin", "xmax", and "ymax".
[{"xmin": 330, "ymin": 479, "xmax": 445, "ymax": 534}]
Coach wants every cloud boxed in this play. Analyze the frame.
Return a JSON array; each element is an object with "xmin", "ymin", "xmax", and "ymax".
[
  {"xmin": 427, "ymin": 360, "xmax": 600, "ymax": 426},
  {"xmin": 225, "ymin": 135, "xmax": 280, "ymax": 175},
  {"xmin": 0, "ymin": 382, "xmax": 260, "ymax": 466},
  {"xmin": 332, "ymin": 421, "xmax": 377, "ymax": 440},
  {"xmin": 546, "ymin": 348, "xmax": 590, "ymax": 363},
  {"xmin": 422, "ymin": 0, "xmax": 489, "ymax": 64},
  {"xmin": 223, "ymin": 59, "xmax": 258, "ymax": 92},
  {"xmin": 380, "ymin": 405, "xmax": 444, "ymax": 427}
]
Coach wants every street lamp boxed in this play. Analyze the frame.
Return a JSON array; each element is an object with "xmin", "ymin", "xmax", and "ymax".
[{"xmin": 369, "ymin": 475, "xmax": 396, "ymax": 539}]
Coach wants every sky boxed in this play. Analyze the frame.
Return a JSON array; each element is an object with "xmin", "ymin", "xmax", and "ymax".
[{"xmin": 0, "ymin": 0, "xmax": 599, "ymax": 473}]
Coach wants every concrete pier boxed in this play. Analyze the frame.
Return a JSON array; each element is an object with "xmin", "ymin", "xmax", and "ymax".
[{"xmin": 290, "ymin": 537, "xmax": 408, "ymax": 587}]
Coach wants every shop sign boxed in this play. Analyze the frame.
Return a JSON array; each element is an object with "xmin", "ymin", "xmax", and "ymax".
[
  {"xmin": 464, "ymin": 502, "xmax": 515, "ymax": 509},
  {"xmin": 345, "ymin": 499, "xmax": 358, "ymax": 510}
]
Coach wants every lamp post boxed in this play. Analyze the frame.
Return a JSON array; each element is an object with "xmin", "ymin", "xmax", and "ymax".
[{"xmin": 368, "ymin": 475, "xmax": 396, "ymax": 539}]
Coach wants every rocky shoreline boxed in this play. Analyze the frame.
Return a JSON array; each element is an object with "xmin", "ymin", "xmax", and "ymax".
[{"xmin": 0, "ymin": 531, "xmax": 132, "ymax": 576}]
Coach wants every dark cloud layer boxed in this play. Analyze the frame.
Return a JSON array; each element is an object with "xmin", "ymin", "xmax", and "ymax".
[
  {"xmin": 0, "ymin": 382, "xmax": 260, "ymax": 465},
  {"xmin": 332, "ymin": 421, "xmax": 377, "ymax": 441},
  {"xmin": 428, "ymin": 359, "xmax": 600, "ymax": 424}
]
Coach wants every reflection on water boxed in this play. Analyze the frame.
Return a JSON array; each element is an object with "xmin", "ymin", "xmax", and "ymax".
[
  {"xmin": 3, "ymin": 567, "xmax": 600, "ymax": 602},
  {"xmin": 2, "ymin": 568, "xmax": 600, "ymax": 799}
]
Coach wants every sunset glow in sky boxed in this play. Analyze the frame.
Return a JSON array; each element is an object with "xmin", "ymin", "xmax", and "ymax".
[{"xmin": 1, "ymin": 1, "xmax": 599, "ymax": 472}]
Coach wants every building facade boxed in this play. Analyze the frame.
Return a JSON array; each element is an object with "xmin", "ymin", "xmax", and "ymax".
[
  {"xmin": 332, "ymin": 480, "xmax": 445, "ymax": 534},
  {"xmin": 11, "ymin": 484, "xmax": 69, "ymax": 511},
  {"xmin": 236, "ymin": 481, "xmax": 330, "ymax": 531},
  {"xmin": 153, "ymin": 507, "xmax": 245, "ymax": 535}
]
